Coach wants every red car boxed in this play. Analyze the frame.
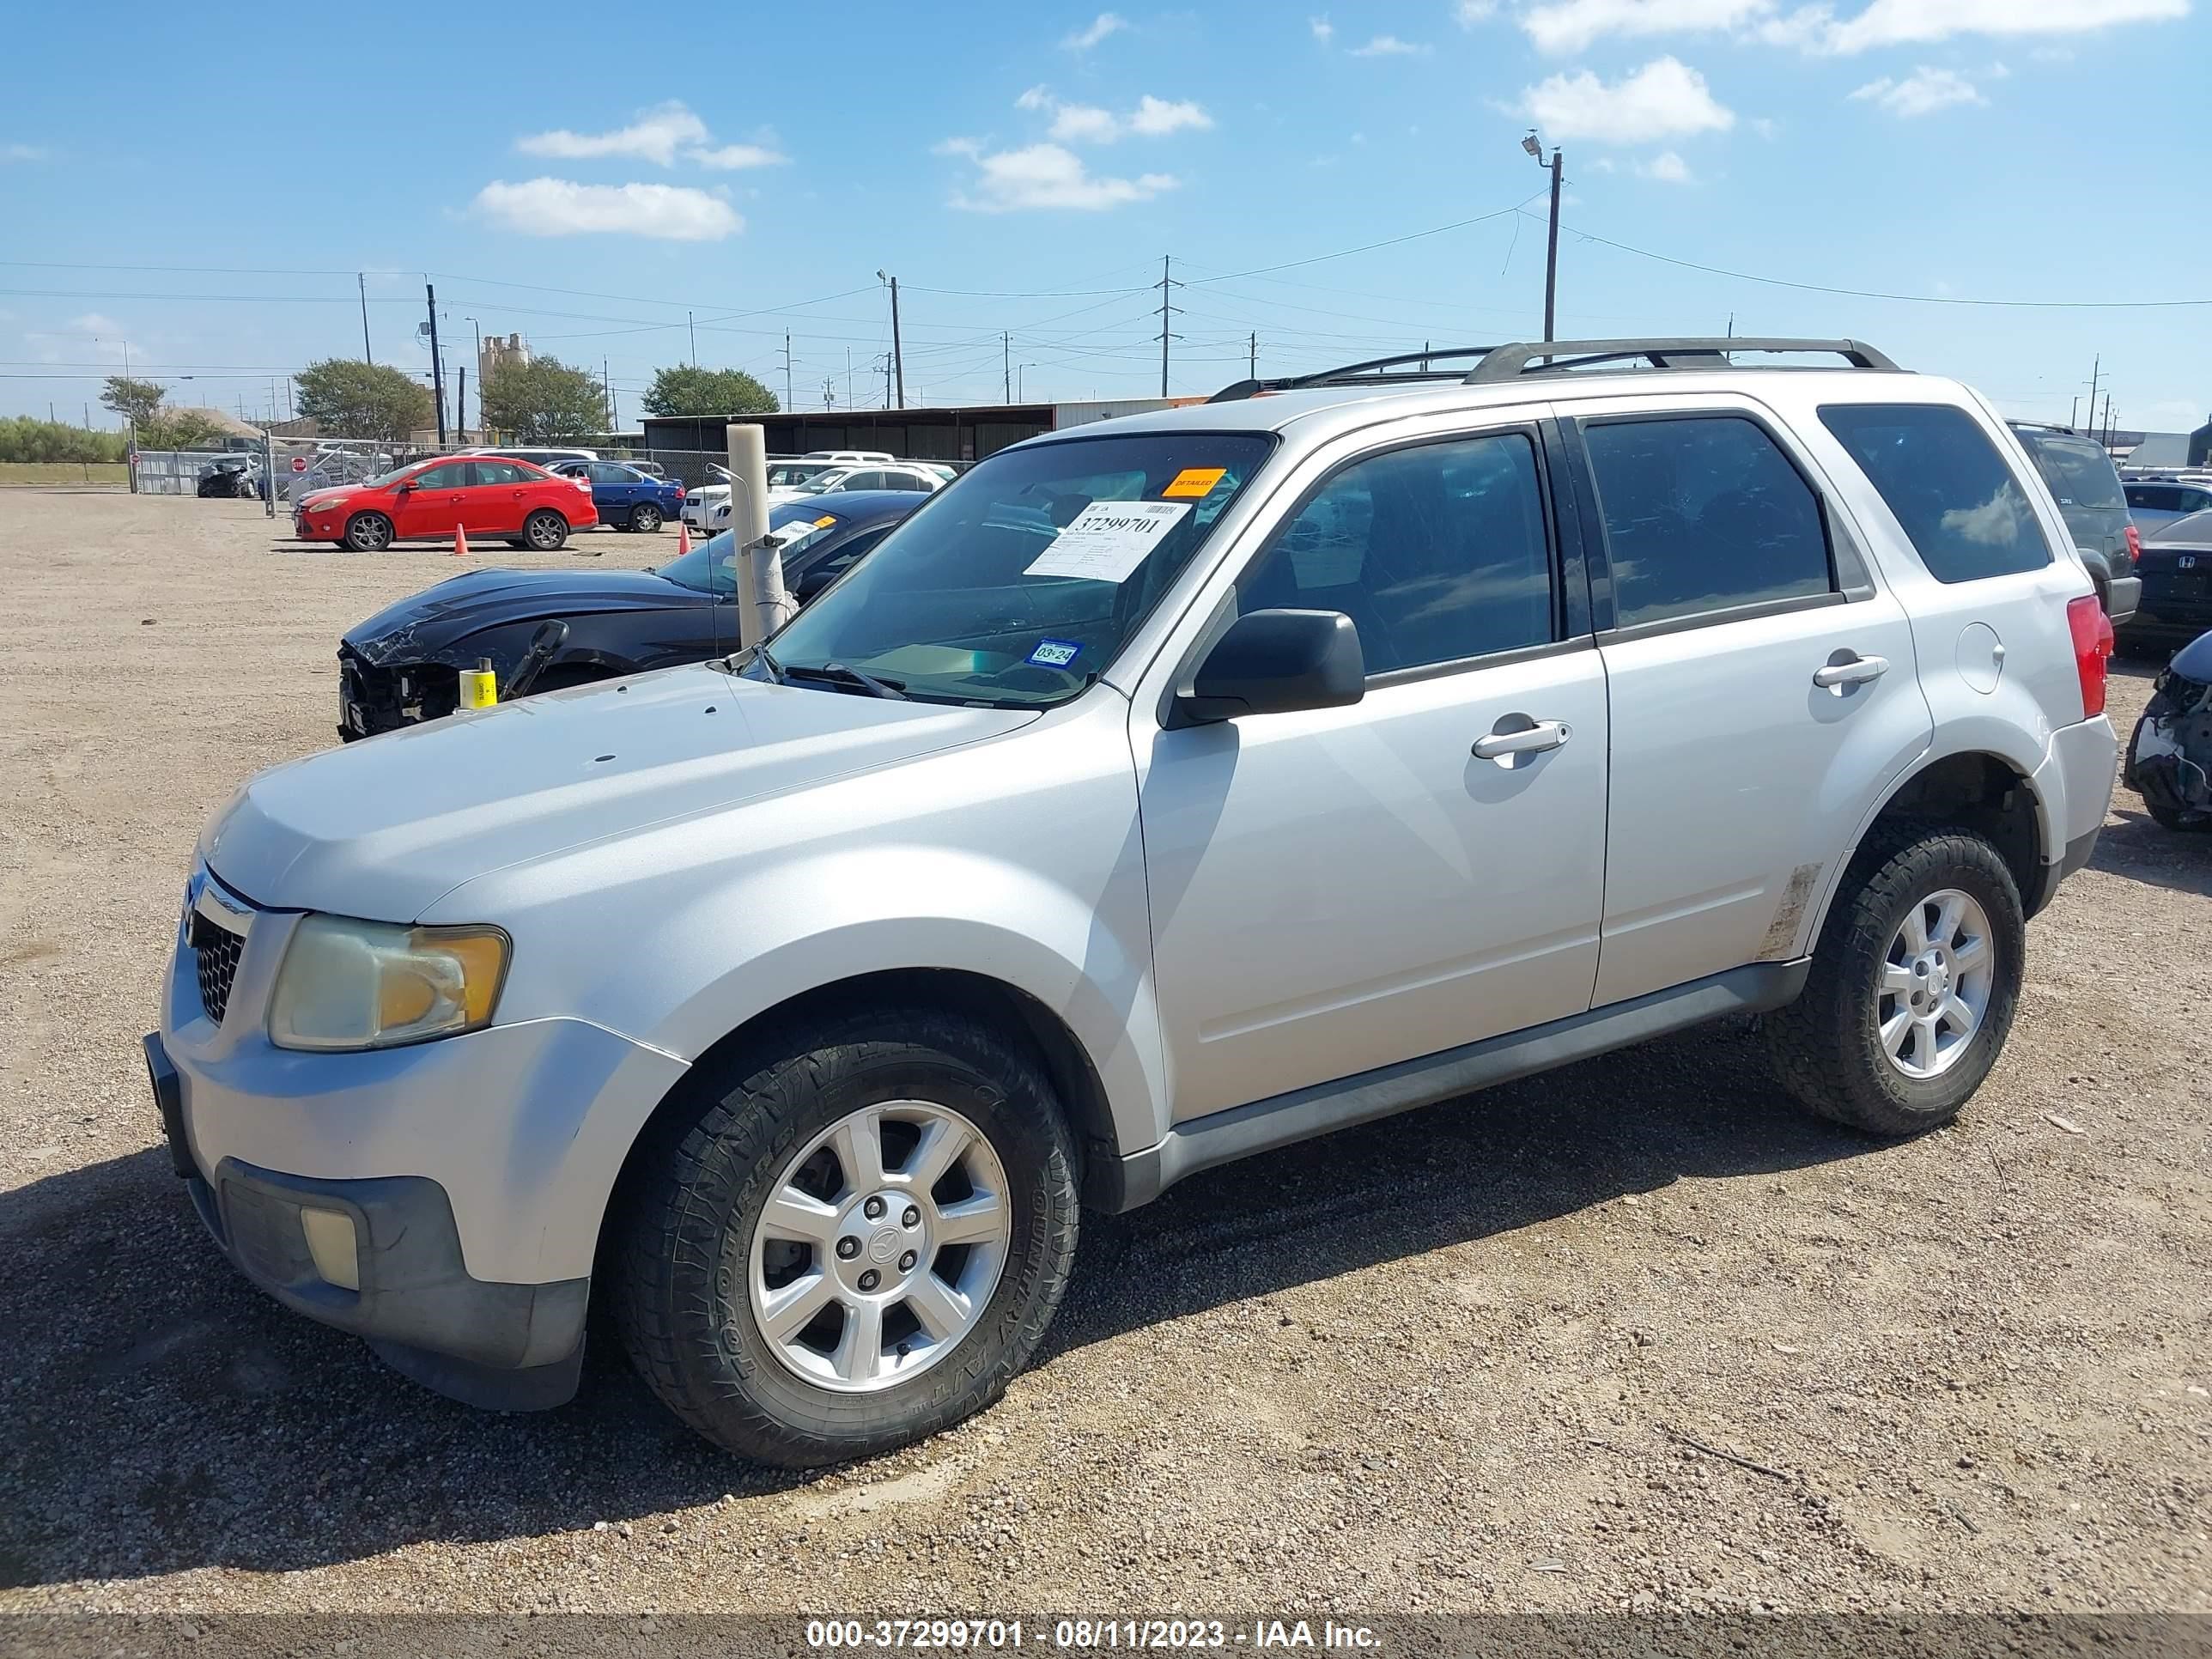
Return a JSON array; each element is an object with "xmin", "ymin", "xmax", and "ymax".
[{"xmin": 292, "ymin": 455, "xmax": 599, "ymax": 551}]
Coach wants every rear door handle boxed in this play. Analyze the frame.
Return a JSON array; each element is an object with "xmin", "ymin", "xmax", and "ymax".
[
  {"xmin": 1472, "ymin": 717, "xmax": 1571, "ymax": 760},
  {"xmin": 1813, "ymin": 653, "xmax": 1888, "ymax": 689}
]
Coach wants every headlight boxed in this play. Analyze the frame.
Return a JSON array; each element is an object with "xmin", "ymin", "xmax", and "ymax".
[{"xmin": 268, "ymin": 915, "xmax": 510, "ymax": 1052}]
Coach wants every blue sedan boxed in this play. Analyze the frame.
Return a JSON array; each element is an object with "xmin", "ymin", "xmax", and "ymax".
[{"xmin": 551, "ymin": 459, "xmax": 687, "ymax": 533}]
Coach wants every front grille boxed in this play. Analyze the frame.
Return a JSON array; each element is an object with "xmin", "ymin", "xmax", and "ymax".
[{"xmin": 190, "ymin": 909, "xmax": 245, "ymax": 1025}]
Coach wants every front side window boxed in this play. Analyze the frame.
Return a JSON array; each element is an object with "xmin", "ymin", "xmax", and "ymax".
[
  {"xmin": 762, "ymin": 432, "xmax": 1274, "ymax": 706},
  {"xmin": 1237, "ymin": 431, "xmax": 1555, "ymax": 675},
  {"xmin": 1821, "ymin": 404, "xmax": 2054, "ymax": 583},
  {"xmin": 1583, "ymin": 415, "xmax": 1832, "ymax": 627}
]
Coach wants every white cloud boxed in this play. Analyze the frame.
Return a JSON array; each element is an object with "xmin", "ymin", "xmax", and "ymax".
[
  {"xmin": 1350, "ymin": 33, "xmax": 1431, "ymax": 54},
  {"xmin": 1455, "ymin": 0, "xmax": 1498, "ymax": 21},
  {"xmin": 1750, "ymin": 114, "xmax": 1780, "ymax": 136},
  {"xmin": 1849, "ymin": 64, "xmax": 1986, "ymax": 114},
  {"xmin": 688, "ymin": 143, "xmax": 787, "ymax": 169},
  {"xmin": 1310, "ymin": 15, "xmax": 1334, "ymax": 40},
  {"xmin": 516, "ymin": 102, "xmax": 708, "ymax": 165},
  {"xmin": 67, "ymin": 312, "xmax": 125, "ymax": 336},
  {"xmin": 1129, "ymin": 94, "xmax": 1212, "ymax": 135},
  {"xmin": 1819, "ymin": 0, "xmax": 2187, "ymax": 52},
  {"xmin": 473, "ymin": 178, "xmax": 741, "ymax": 240},
  {"xmin": 1522, "ymin": 0, "xmax": 1770, "ymax": 53},
  {"xmin": 2030, "ymin": 43, "xmax": 2076, "ymax": 60},
  {"xmin": 1014, "ymin": 87, "xmax": 1212, "ymax": 143},
  {"xmin": 1638, "ymin": 149, "xmax": 1695, "ymax": 181},
  {"xmin": 1062, "ymin": 11, "xmax": 1127, "ymax": 49},
  {"xmin": 946, "ymin": 143, "xmax": 1176, "ymax": 211},
  {"xmin": 3, "ymin": 143, "xmax": 47, "ymax": 162},
  {"xmin": 1519, "ymin": 56, "xmax": 1735, "ymax": 143}
]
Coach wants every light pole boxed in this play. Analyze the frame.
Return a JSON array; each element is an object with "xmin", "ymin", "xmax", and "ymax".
[
  {"xmin": 463, "ymin": 317, "xmax": 483, "ymax": 435},
  {"xmin": 1522, "ymin": 130, "xmax": 1563, "ymax": 343},
  {"xmin": 1016, "ymin": 363, "xmax": 1037, "ymax": 401}
]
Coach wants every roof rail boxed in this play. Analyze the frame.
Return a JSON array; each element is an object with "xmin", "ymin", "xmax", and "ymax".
[
  {"xmin": 1207, "ymin": 346, "xmax": 1503, "ymax": 403},
  {"xmin": 1464, "ymin": 337, "xmax": 1899, "ymax": 381},
  {"xmin": 1210, "ymin": 337, "xmax": 1900, "ymax": 401}
]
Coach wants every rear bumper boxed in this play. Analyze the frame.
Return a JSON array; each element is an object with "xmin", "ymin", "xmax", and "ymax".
[{"xmin": 2104, "ymin": 574, "xmax": 2142, "ymax": 628}]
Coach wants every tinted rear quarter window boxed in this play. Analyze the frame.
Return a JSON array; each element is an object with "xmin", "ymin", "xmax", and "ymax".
[
  {"xmin": 2020, "ymin": 435, "xmax": 2124, "ymax": 511},
  {"xmin": 1581, "ymin": 415, "xmax": 1832, "ymax": 627},
  {"xmin": 1820, "ymin": 404, "xmax": 2054, "ymax": 583}
]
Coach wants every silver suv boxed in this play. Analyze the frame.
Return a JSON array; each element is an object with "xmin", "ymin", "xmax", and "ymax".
[{"xmin": 146, "ymin": 337, "xmax": 2119, "ymax": 1467}]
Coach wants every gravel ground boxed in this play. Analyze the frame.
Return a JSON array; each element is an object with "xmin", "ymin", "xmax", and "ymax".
[{"xmin": 0, "ymin": 490, "xmax": 2207, "ymax": 1619}]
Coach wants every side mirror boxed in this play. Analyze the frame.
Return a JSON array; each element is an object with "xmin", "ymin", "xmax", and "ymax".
[
  {"xmin": 395, "ymin": 480, "xmax": 414, "ymax": 495},
  {"xmin": 1173, "ymin": 608, "xmax": 1364, "ymax": 726}
]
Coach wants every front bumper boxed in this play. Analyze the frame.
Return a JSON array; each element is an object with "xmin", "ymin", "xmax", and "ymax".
[{"xmin": 151, "ymin": 884, "xmax": 690, "ymax": 1406}]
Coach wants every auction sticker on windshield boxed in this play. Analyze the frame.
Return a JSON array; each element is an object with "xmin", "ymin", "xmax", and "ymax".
[{"xmin": 1023, "ymin": 501, "xmax": 1191, "ymax": 583}]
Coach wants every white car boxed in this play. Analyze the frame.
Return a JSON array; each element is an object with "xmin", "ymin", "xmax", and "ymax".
[
  {"xmin": 694, "ymin": 461, "xmax": 946, "ymax": 530},
  {"xmin": 149, "ymin": 335, "xmax": 2118, "ymax": 1469},
  {"xmin": 682, "ymin": 459, "xmax": 849, "ymax": 529}
]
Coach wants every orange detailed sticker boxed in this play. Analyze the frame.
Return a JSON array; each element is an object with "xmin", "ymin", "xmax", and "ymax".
[{"xmin": 1162, "ymin": 466, "xmax": 1227, "ymax": 499}]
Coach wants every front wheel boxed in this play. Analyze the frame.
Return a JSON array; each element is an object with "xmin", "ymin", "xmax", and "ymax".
[
  {"xmin": 343, "ymin": 512, "xmax": 393, "ymax": 551},
  {"xmin": 611, "ymin": 1006, "xmax": 1080, "ymax": 1468},
  {"xmin": 629, "ymin": 503, "xmax": 663, "ymax": 533},
  {"xmin": 1765, "ymin": 826, "xmax": 2025, "ymax": 1136},
  {"xmin": 522, "ymin": 508, "xmax": 569, "ymax": 551}
]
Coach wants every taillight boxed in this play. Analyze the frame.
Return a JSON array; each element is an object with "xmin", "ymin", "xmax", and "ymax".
[
  {"xmin": 2067, "ymin": 592, "xmax": 2113, "ymax": 718},
  {"xmin": 2124, "ymin": 523, "xmax": 2142, "ymax": 567}
]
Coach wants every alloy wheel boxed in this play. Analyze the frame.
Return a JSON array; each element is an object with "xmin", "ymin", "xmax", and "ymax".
[
  {"xmin": 747, "ymin": 1100, "xmax": 1012, "ymax": 1394},
  {"xmin": 1877, "ymin": 887, "xmax": 1996, "ymax": 1079}
]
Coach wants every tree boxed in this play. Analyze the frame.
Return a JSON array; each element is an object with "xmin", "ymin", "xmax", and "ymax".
[
  {"xmin": 295, "ymin": 358, "xmax": 434, "ymax": 440},
  {"xmin": 640, "ymin": 364, "xmax": 778, "ymax": 417},
  {"xmin": 479, "ymin": 356, "xmax": 607, "ymax": 442},
  {"xmin": 139, "ymin": 409, "xmax": 224, "ymax": 450},
  {"xmin": 0, "ymin": 416, "xmax": 127, "ymax": 464},
  {"xmin": 100, "ymin": 375, "xmax": 167, "ymax": 430}
]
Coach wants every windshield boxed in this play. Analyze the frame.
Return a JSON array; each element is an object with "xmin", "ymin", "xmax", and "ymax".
[
  {"xmin": 2021, "ymin": 435, "xmax": 2125, "ymax": 511},
  {"xmin": 362, "ymin": 459, "xmax": 424, "ymax": 488},
  {"xmin": 759, "ymin": 431, "xmax": 1275, "ymax": 707},
  {"xmin": 658, "ymin": 503, "xmax": 851, "ymax": 594}
]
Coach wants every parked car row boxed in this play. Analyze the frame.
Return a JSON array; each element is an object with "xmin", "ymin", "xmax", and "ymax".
[{"xmin": 681, "ymin": 450, "xmax": 951, "ymax": 531}]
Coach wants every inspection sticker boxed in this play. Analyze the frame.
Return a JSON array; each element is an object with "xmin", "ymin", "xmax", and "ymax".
[
  {"xmin": 1023, "ymin": 501, "xmax": 1192, "ymax": 583},
  {"xmin": 1027, "ymin": 638, "xmax": 1083, "ymax": 668},
  {"xmin": 1162, "ymin": 465, "xmax": 1227, "ymax": 499}
]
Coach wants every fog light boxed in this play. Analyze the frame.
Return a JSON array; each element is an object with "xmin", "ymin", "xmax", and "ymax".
[{"xmin": 300, "ymin": 1207, "xmax": 361, "ymax": 1291}]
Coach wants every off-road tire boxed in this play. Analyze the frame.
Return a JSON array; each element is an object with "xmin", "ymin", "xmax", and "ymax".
[
  {"xmin": 1765, "ymin": 824, "xmax": 2025, "ymax": 1136},
  {"xmin": 629, "ymin": 503, "xmax": 663, "ymax": 533},
  {"xmin": 342, "ymin": 511, "xmax": 393, "ymax": 552},
  {"xmin": 523, "ymin": 509, "xmax": 569, "ymax": 551},
  {"xmin": 611, "ymin": 1006, "xmax": 1080, "ymax": 1468}
]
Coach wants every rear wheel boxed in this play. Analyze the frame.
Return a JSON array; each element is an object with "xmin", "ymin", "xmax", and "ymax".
[
  {"xmin": 1765, "ymin": 826, "xmax": 2024, "ymax": 1136},
  {"xmin": 629, "ymin": 503, "xmax": 663, "ymax": 533},
  {"xmin": 343, "ymin": 512, "xmax": 393, "ymax": 551},
  {"xmin": 611, "ymin": 1006, "xmax": 1079, "ymax": 1468},
  {"xmin": 523, "ymin": 509, "xmax": 569, "ymax": 551}
]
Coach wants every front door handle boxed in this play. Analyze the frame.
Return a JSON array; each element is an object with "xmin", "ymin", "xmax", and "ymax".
[
  {"xmin": 1813, "ymin": 653, "xmax": 1888, "ymax": 690},
  {"xmin": 1472, "ymin": 717, "xmax": 1571, "ymax": 761}
]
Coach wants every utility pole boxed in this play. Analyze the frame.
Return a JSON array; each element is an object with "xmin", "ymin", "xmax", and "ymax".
[
  {"xmin": 846, "ymin": 347, "xmax": 854, "ymax": 408},
  {"xmin": 458, "ymin": 367, "xmax": 468, "ymax": 439},
  {"xmin": 1542, "ymin": 146, "xmax": 1562, "ymax": 341},
  {"xmin": 1004, "ymin": 331, "xmax": 1012, "ymax": 403},
  {"xmin": 2084, "ymin": 356, "xmax": 2100, "ymax": 434},
  {"xmin": 688, "ymin": 310, "xmax": 697, "ymax": 367},
  {"xmin": 782, "ymin": 331, "xmax": 793, "ymax": 411},
  {"xmin": 603, "ymin": 357, "xmax": 616, "ymax": 432},
  {"xmin": 823, "ymin": 375, "xmax": 835, "ymax": 409},
  {"xmin": 1156, "ymin": 254, "xmax": 1182, "ymax": 398},
  {"xmin": 1249, "ymin": 331, "xmax": 1258, "ymax": 379},
  {"xmin": 879, "ymin": 272, "xmax": 906, "ymax": 409},
  {"xmin": 359, "ymin": 272, "xmax": 374, "ymax": 364},
  {"xmin": 2069, "ymin": 395, "xmax": 2080, "ymax": 428},
  {"xmin": 425, "ymin": 283, "xmax": 447, "ymax": 448},
  {"xmin": 881, "ymin": 353, "xmax": 892, "ymax": 409}
]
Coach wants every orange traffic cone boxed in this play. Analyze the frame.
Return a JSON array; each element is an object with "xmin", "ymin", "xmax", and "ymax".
[
  {"xmin": 453, "ymin": 522, "xmax": 470, "ymax": 557},
  {"xmin": 676, "ymin": 520, "xmax": 691, "ymax": 556}
]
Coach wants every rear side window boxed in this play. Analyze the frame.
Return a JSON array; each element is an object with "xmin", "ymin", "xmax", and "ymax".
[
  {"xmin": 1239, "ymin": 430, "xmax": 1556, "ymax": 675},
  {"xmin": 1820, "ymin": 404, "xmax": 2054, "ymax": 583},
  {"xmin": 1582, "ymin": 416, "xmax": 1832, "ymax": 627},
  {"xmin": 2127, "ymin": 484, "xmax": 2179, "ymax": 513}
]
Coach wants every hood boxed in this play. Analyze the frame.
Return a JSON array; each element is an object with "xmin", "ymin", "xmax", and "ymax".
[
  {"xmin": 2170, "ymin": 630, "xmax": 2212, "ymax": 683},
  {"xmin": 343, "ymin": 567, "xmax": 704, "ymax": 664},
  {"xmin": 201, "ymin": 665, "xmax": 1038, "ymax": 920},
  {"xmin": 298, "ymin": 485, "xmax": 361, "ymax": 511}
]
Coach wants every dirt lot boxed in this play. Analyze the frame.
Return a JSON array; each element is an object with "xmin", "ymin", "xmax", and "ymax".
[{"xmin": 0, "ymin": 489, "xmax": 2207, "ymax": 1619}]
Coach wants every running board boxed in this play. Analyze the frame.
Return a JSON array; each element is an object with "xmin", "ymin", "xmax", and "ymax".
[{"xmin": 1100, "ymin": 959, "xmax": 1809, "ymax": 1212}]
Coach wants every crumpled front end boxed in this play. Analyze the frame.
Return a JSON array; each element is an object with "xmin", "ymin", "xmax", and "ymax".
[{"xmin": 2127, "ymin": 646, "xmax": 2212, "ymax": 823}]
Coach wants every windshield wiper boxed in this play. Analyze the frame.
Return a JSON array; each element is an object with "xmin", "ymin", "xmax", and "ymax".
[{"xmin": 783, "ymin": 660, "xmax": 909, "ymax": 701}]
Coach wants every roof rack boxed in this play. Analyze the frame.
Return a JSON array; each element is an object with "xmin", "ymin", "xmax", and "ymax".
[{"xmin": 1209, "ymin": 337, "xmax": 1899, "ymax": 401}]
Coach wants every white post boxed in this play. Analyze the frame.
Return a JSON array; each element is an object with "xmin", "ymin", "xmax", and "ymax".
[{"xmin": 725, "ymin": 422, "xmax": 792, "ymax": 649}]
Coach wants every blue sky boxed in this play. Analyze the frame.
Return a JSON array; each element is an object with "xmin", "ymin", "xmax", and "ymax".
[{"xmin": 3, "ymin": 0, "xmax": 2208, "ymax": 433}]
